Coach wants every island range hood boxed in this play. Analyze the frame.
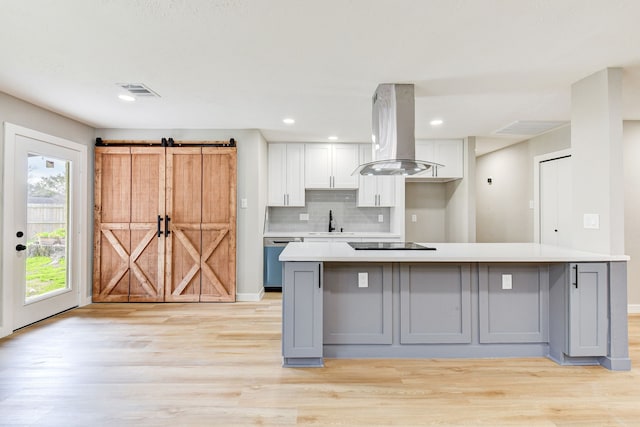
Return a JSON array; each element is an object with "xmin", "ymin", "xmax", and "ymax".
[{"xmin": 353, "ymin": 83, "xmax": 441, "ymax": 176}]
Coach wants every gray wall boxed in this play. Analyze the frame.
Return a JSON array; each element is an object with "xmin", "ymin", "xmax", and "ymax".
[
  {"xmin": 95, "ymin": 128, "xmax": 268, "ymax": 301},
  {"xmin": 1, "ymin": 91, "xmax": 95, "ymax": 333},
  {"xmin": 476, "ymin": 126, "xmax": 570, "ymax": 243},
  {"xmin": 405, "ymin": 183, "xmax": 447, "ymax": 242},
  {"xmin": 405, "ymin": 137, "xmax": 476, "ymax": 243}
]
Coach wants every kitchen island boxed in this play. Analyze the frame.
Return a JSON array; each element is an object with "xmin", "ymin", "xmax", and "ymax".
[{"xmin": 280, "ymin": 242, "xmax": 631, "ymax": 371}]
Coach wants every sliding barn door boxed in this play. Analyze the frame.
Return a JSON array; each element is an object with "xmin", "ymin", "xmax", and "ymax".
[
  {"xmin": 165, "ymin": 147, "xmax": 237, "ymax": 302},
  {"xmin": 93, "ymin": 147, "xmax": 165, "ymax": 302},
  {"xmin": 201, "ymin": 147, "xmax": 236, "ymax": 302}
]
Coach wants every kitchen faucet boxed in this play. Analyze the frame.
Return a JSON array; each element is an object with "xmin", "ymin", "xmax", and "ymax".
[{"xmin": 328, "ymin": 210, "xmax": 336, "ymax": 232}]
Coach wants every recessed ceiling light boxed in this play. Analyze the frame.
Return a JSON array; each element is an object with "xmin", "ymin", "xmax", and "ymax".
[
  {"xmin": 430, "ymin": 119, "xmax": 443, "ymax": 126},
  {"xmin": 328, "ymin": 136, "xmax": 338, "ymax": 141},
  {"xmin": 118, "ymin": 94, "xmax": 136, "ymax": 102},
  {"xmin": 283, "ymin": 118, "xmax": 295, "ymax": 125}
]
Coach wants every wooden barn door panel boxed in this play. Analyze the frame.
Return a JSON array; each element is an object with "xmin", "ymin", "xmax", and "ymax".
[
  {"xmin": 201, "ymin": 148, "xmax": 236, "ymax": 301},
  {"xmin": 129, "ymin": 148, "xmax": 165, "ymax": 302},
  {"xmin": 94, "ymin": 148, "xmax": 132, "ymax": 302},
  {"xmin": 165, "ymin": 148, "xmax": 203, "ymax": 302}
]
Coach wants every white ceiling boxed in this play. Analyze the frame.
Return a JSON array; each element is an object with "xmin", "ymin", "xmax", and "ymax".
[{"xmin": 1, "ymin": 0, "xmax": 640, "ymax": 156}]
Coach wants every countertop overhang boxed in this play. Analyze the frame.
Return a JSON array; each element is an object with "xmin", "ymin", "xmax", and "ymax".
[{"xmin": 279, "ymin": 242, "xmax": 630, "ymax": 263}]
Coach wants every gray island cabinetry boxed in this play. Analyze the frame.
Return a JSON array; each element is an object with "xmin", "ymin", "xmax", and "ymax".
[{"xmin": 280, "ymin": 242, "xmax": 631, "ymax": 371}]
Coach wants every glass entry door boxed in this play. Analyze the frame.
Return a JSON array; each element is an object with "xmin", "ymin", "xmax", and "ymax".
[{"xmin": 10, "ymin": 134, "xmax": 81, "ymax": 329}]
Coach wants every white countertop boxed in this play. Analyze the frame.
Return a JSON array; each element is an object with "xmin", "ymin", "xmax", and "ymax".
[
  {"xmin": 279, "ymin": 242, "xmax": 630, "ymax": 262},
  {"xmin": 264, "ymin": 231, "xmax": 401, "ymax": 239}
]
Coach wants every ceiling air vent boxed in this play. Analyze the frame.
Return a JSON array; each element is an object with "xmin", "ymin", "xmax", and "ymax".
[
  {"xmin": 117, "ymin": 83, "xmax": 160, "ymax": 98},
  {"xmin": 494, "ymin": 120, "xmax": 566, "ymax": 136}
]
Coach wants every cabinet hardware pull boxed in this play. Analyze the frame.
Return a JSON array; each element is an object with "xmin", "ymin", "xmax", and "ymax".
[
  {"xmin": 573, "ymin": 264, "xmax": 579, "ymax": 288},
  {"xmin": 157, "ymin": 215, "xmax": 162, "ymax": 237},
  {"xmin": 165, "ymin": 215, "xmax": 171, "ymax": 237},
  {"xmin": 318, "ymin": 264, "xmax": 321, "ymax": 288}
]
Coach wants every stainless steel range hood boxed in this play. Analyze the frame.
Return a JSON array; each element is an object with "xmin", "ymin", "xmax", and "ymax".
[{"xmin": 353, "ymin": 83, "xmax": 441, "ymax": 176}]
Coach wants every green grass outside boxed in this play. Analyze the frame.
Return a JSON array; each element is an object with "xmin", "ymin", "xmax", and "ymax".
[{"xmin": 26, "ymin": 256, "xmax": 67, "ymax": 298}]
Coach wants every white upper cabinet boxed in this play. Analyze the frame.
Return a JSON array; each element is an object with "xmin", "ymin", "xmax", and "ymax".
[
  {"xmin": 357, "ymin": 144, "xmax": 396, "ymax": 207},
  {"xmin": 268, "ymin": 143, "xmax": 305, "ymax": 206},
  {"xmin": 412, "ymin": 139, "xmax": 464, "ymax": 181},
  {"xmin": 305, "ymin": 143, "xmax": 359, "ymax": 189}
]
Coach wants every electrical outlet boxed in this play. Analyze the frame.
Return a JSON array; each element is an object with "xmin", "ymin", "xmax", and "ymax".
[
  {"xmin": 358, "ymin": 272, "xmax": 368, "ymax": 288},
  {"xmin": 240, "ymin": 198, "xmax": 248, "ymax": 209},
  {"xmin": 299, "ymin": 213, "xmax": 309, "ymax": 221},
  {"xmin": 583, "ymin": 213, "xmax": 600, "ymax": 229},
  {"xmin": 378, "ymin": 214, "xmax": 384, "ymax": 223},
  {"xmin": 502, "ymin": 274, "xmax": 512, "ymax": 290}
]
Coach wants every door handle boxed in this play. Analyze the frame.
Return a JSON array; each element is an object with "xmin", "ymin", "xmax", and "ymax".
[
  {"xmin": 165, "ymin": 215, "xmax": 171, "ymax": 237},
  {"xmin": 16, "ymin": 244, "xmax": 27, "ymax": 252}
]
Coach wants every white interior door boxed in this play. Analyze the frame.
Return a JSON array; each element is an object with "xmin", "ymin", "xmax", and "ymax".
[
  {"xmin": 540, "ymin": 155, "xmax": 572, "ymax": 247},
  {"xmin": 3, "ymin": 124, "xmax": 87, "ymax": 331}
]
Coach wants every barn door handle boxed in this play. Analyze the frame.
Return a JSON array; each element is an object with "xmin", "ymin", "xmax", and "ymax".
[
  {"xmin": 157, "ymin": 215, "xmax": 162, "ymax": 238},
  {"xmin": 165, "ymin": 215, "xmax": 171, "ymax": 237}
]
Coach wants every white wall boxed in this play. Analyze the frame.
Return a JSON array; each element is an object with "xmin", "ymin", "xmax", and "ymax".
[
  {"xmin": 0, "ymin": 91, "xmax": 95, "ymax": 334},
  {"xmin": 623, "ymin": 121, "xmax": 640, "ymax": 309},
  {"xmin": 476, "ymin": 126, "xmax": 570, "ymax": 243},
  {"xmin": 95, "ymin": 128, "xmax": 268, "ymax": 301},
  {"xmin": 570, "ymin": 68, "xmax": 624, "ymax": 255}
]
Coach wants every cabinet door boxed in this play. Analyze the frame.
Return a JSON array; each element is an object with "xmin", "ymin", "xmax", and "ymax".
[
  {"xmin": 357, "ymin": 144, "xmax": 377, "ymax": 206},
  {"xmin": 400, "ymin": 263, "xmax": 471, "ymax": 343},
  {"xmin": 434, "ymin": 140, "xmax": 463, "ymax": 179},
  {"xmin": 478, "ymin": 264, "xmax": 549, "ymax": 343},
  {"xmin": 413, "ymin": 140, "xmax": 435, "ymax": 177},
  {"xmin": 284, "ymin": 144, "xmax": 305, "ymax": 206},
  {"xmin": 332, "ymin": 144, "xmax": 359, "ymax": 189},
  {"xmin": 323, "ymin": 263, "xmax": 392, "ymax": 344},
  {"xmin": 376, "ymin": 176, "xmax": 396, "ymax": 206},
  {"xmin": 267, "ymin": 143, "xmax": 287, "ymax": 206},
  {"xmin": 282, "ymin": 262, "xmax": 323, "ymax": 364},
  {"xmin": 567, "ymin": 263, "xmax": 608, "ymax": 356},
  {"xmin": 305, "ymin": 144, "xmax": 332, "ymax": 188}
]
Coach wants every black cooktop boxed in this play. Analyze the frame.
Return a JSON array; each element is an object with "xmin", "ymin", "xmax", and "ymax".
[{"xmin": 348, "ymin": 242, "xmax": 436, "ymax": 250}]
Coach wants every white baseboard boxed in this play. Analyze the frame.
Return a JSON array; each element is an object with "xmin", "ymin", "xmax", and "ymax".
[
  {"xmin": 628, "ymin": 304, "xmax": 640, "ymax": 314},
  {"xmin": 236, "ymin": 287, "xmax": 265, "ymax": 302}
]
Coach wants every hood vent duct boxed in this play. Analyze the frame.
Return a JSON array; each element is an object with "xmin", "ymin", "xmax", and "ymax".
[{"xmin": 353, "ymin": 83, "xmax": 441, "ymax": 176}]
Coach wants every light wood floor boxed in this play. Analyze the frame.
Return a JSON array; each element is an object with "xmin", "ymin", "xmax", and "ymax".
[{"xmin": 1, "ymin": 293, "xmax": 639, "ymax": 426}]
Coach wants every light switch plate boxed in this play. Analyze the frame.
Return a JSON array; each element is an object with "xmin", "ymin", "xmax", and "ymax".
[
  {"xmin": 502, "ymin": 274, "xmax": 512, "ymax": 290},
  {"xmin": 240, "ymin": 198, "xmax": 248, "ymax": 209},
  {"xmin": 358, "ymin": 272, "xmax": 368, "ymax": 288},
  {"xmin": 411, "ymin": 214, "xmax": 417, "ymax": 223},
  {"xmin": 378, "ymin": 214, "xmax": 384, "ymax": 223}
]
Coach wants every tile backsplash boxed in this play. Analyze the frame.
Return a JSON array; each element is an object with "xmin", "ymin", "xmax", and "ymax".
[{"xmin": 267, "ymin": 190, "xmax": 390, "ymax": 233}]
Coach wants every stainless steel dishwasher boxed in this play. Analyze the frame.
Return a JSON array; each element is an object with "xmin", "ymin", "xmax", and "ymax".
[{"xmin": 263, "ymin": 237, "xmax": 301, "ymax": 291}]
